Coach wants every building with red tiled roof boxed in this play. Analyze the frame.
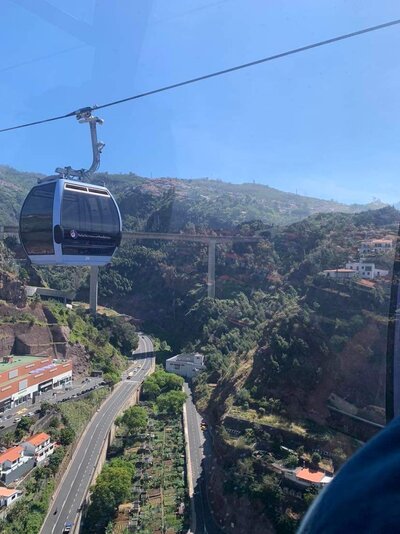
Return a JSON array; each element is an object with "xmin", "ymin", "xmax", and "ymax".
[
  {"xmin": 24, "ymin": 432, "xmax": 50, "ymax": 447},
  {"xmin": 357, "ymin": 279, "xmax": 376, "ymax": 289},
  {"xmin": 284, "ymin": 467, "xmax": 333, "ymax": 489},
  {"xmin": 296, "ymin": 468, "xmax": 326, "ymax": 484},
  {"xmin": 0, "ymin": 487, "xmax": 22, "ymax": 508},
  {"xmin": 0, "ymin": 445, "xmax": 35, "ymax": 486},
  {"xmin": 0, "ymin": 432, "xmax": 55, "ymax": 485},
  {"xmin": 0, "ymin": 446, "xmax": 23, "ymax": 467},
  {"xmin": 22, "ymin": 433, "xmax": 54, "ymax": 464}
]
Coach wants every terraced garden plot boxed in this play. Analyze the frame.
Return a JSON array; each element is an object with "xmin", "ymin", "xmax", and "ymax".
[{"xmin": 132, "ymin": 412, "xmax": 189, "ymax": 534}]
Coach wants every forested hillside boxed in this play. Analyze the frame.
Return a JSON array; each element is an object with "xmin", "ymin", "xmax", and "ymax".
[
  {"xmin": 0, "ymin": 165, "xmax": 398, "ymax": 533},
  {"xmin": 0, "ymin": 165, "xmax": 388, "ymax": 228}
]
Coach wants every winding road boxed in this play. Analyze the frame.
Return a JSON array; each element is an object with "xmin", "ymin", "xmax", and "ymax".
[{"xmin": 40, "ymin": 335, "xmax": 154, "ymax": 534}]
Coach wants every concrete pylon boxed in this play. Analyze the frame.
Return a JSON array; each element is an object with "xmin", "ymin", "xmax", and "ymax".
[
  {"xmin": 207, "ymin": 240, "xmax": 216, "ymax": 298},
  {"xmin": 89, "ymin": 266, "xmax": 99, "ymax": 314}
]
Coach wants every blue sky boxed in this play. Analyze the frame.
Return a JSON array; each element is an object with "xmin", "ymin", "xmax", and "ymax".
[{"xmin": 1, "ymin": 0, "xmax": 400, "ymax": 204}]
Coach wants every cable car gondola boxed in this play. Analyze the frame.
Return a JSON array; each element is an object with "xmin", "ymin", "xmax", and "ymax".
[
  {"xmin": 19, "ymin": 109, "xmax": 122, "ymax": 266},
  {"xmin": 20, "ymin": 177, "xmax": 122, "ymax": 266}
]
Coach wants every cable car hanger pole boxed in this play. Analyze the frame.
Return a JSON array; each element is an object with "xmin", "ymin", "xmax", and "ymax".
[{"xmin": 55, "ymin": 107, "xmax": 105, "ymax": 182}]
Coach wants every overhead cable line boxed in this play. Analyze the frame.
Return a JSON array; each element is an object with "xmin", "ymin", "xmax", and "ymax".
[{"xmin": 1, "ymin": 17, "xmax": 400, "ymax": 134}]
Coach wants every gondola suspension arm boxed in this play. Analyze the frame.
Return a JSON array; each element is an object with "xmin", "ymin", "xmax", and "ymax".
[{"xmin": 55, "ymin": 107, "xmax": 105, "ymax": 181}]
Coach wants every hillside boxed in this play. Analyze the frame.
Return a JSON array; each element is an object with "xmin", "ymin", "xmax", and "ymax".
[
  {"xmin": 189, "ymin": 208, "xmax": 396, "ymax": 533},
  {"xmin": 0, "ymin": 244, "xmax": 137, "ymax": 382},
  {"xmin": 0, "ymin": 165, "xmax": 389, "ymax": 228},
  {"xmin": 0, "ymin": 166, "xmax": 41, "ymax": 225}
]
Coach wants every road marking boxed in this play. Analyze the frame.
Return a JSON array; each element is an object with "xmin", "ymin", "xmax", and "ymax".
[{"xmin": 45, "ymin": 337, "xmax": 154, "ymax": 534}]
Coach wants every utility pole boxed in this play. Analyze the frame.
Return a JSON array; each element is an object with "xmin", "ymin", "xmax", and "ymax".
[
  {"xmin": 207, "ymin": 240, "xmax": 216, "ymax": 299},
  {"xmin": 89, "ymin": 266, "xmax": 99, "ymax": 313}
]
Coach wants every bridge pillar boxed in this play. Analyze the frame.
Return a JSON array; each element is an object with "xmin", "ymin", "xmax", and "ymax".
[
  {"xmin": 89, "ymin": 266, "xmax": 99, "ymax": 314},
  {"xmin": 207, "ymin": 240, "xmax": 216, "ymax": 298}
]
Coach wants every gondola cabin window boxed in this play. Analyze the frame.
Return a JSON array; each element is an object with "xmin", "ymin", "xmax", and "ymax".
[{"xmin": 19, "ymin": 182, "xmax": 55, "ymax": 255}]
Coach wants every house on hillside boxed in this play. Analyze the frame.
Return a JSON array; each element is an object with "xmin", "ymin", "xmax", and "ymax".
[
  {"xmin": 166, "ymin": 352, "xmax": 206, "ymax": 379},
  {"xmin": 360, "ymin": 239, "xmax": 393, "ymax": 255},
  {"xmin": 345, "ymin": 262, "xmax": 389, "ymax": 280},
  {"xmin": 22, "ymin": 433, "xmax": 54, "ymax": 464},
  {"xmin": 0, "ymin": 487, "xmax": 22, "ymax": 508},
  {"xmin": 322, "ymin": 269, "xmax": 357, "ymax": 280},
  {"xmin": 284, "ymin": 467, "xmax": 333, "ymax": 489},
  {"xmin": 0, "ymin": 446, "xmax": 35, "ymax": 485},
  {"xmin": 0, "ymin": 432, "xmax": 55, "ymax": 486}
]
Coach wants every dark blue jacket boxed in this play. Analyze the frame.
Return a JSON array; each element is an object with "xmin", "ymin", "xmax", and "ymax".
[{"xmin": 298, "ymin": 417, "xmax": 400, "ymax": 533}]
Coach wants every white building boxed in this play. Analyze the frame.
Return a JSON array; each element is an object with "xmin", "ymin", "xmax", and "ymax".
[
  {"xmin": 0, "ymin": 487, "xmax": 22, "ymax": 508},
  {"xmin": 22, "ymin": 433, "xmax": 54, "ymax": 464},
  {"xmin": 0, "ymin": 446, "xmax": 34, "ymax": 485},
  {"xmin": 166, "ymin": 352, "xmax": 206, "ymax": 379},
  {"xmin": 360, "ymin": 239, "xmax": 393, "ymax": 255},
  {"xmin": 284, "ymin": 467, "xmax": 333, "ymax": 489},
  {"xmin": 345, "ymin": 262, "xmax": 389, "ymax": 280}
]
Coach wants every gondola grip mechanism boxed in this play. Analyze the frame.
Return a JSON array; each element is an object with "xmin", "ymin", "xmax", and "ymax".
[{"xmin": 55, "ymin": 108, "xmax": 105, "ymax": 181}]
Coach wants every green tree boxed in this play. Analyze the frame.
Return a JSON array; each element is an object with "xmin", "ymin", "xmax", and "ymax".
[
  {"xmin": 142, "ymin": 377, "xmax": 161, "ymax": 400},
  {"xmin": 40, "ymin": 401, "xmax": 55, "ymax": 417},
  {"xmin": 103, "ymin": 371, "xmax": 120, "ymax": 386},
  {"xmin": 17, "ymin": 416, "xmax": 33, "ymax": 432},
  {"xmin": 164, "ymin": 373, "xmax": 184, "ymax": 391},
  {"xmin": 116, "ymin": 406, "xmax": 148, "ymax": 435},
  {"xmin": 48, "ymin": 446, "xmax": 65, "ymax": 475},
  {"xmin": 14, "ymin": 427, "xmax": 24, "ymax": 442},
  {"xmin": 156, "ymin": 390, "xmax": 187, "ymax": 415},
  {"xmin": 60, "ymin": 426, "xmax": 75, "ymax": 446},
  {"xmin": 311, "ymin": 452, "xmax": 321, "ymax": 468},
  {"xmin": 244, "ymin": 428, "xmax": 255, "ymax": 445},
  {"xmin": 84, "ymin": 459, "xmax": 134, "ymax": 533},
  {"xmin": 303, "ymin": 486, "xmax": 319, "ymax": 507},
  {"xmin": 48, "ymin": 416, "xmax": 60, "ymax": 428},
  {"xmin": 284, "ymin": 454, "xmax": 299, "ymax": 468},
  {"xmin": 1, "ymin": 432, "xmax": 13, "ymax": 448}
]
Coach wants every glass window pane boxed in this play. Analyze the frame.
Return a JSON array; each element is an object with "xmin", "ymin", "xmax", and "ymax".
[
  {"xmin": 61, "ymin": 190, "xmax": 120, "ymax": 256},
  {"xmin": 20, "ymin": 183, "xmax": 55, "ymax": 255}
]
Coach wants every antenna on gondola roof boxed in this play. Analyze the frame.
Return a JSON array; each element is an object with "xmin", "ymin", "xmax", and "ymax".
[{"xmin": 54, "ymin": 107, "xmax": 105, "ymax": 182}]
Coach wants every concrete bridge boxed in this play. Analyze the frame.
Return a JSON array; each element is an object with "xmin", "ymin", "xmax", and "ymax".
[{"xmin": 0, "ymin": 226, "xmax": 262, "ymax": 312}]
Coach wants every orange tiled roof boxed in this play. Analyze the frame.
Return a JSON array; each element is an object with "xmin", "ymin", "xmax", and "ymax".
[
  {"xmin": 296, "ymin": 468, "xmax": 325, "ymax": 483},
  {"xmin": 25, "ymin": 433, "xmax": 50, "ymax": 447},
  {"xmin": 0, "ymin": 488, "xmax": 19, "ymax": 497},
  {"xmin": 0, "ymin": 446, "xmax": 23, "ymax": 464},
  {"xmin": 357, "ymin": 279, "xmax": 376, "ymax": 288},
  {"xmin": 324, "ymin": 269, "xmax": 354, "ymax": 273}
]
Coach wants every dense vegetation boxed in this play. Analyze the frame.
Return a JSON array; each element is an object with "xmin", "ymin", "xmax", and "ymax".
[
  {"xmin": 85, "ymin": 370, "xmax": 189, "ymax": 534},
  {"xmin": 45, "ymin": 301, "xmax": 138, "ymax": 381},
  {"xmin": 142, "ymin": 368, "xmax": 186, "ymax": 415},
  {"xmin": 84, "ymin": 458, "xmax": 135, "ymax": 533}
]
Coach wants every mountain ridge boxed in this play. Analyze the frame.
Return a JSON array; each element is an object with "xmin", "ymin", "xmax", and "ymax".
[{"xmin": 0, "ymin": 165, "xmax": 390, "ymax": 228}]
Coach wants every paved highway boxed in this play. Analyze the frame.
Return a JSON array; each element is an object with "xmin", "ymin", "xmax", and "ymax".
[
  {"xmin": 184, "ymin": 383, "xmax": 225, "ymax": 534},
  {"xmin": 41, "ymin": 335, "xmax": 154, "ymax": 534}
]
